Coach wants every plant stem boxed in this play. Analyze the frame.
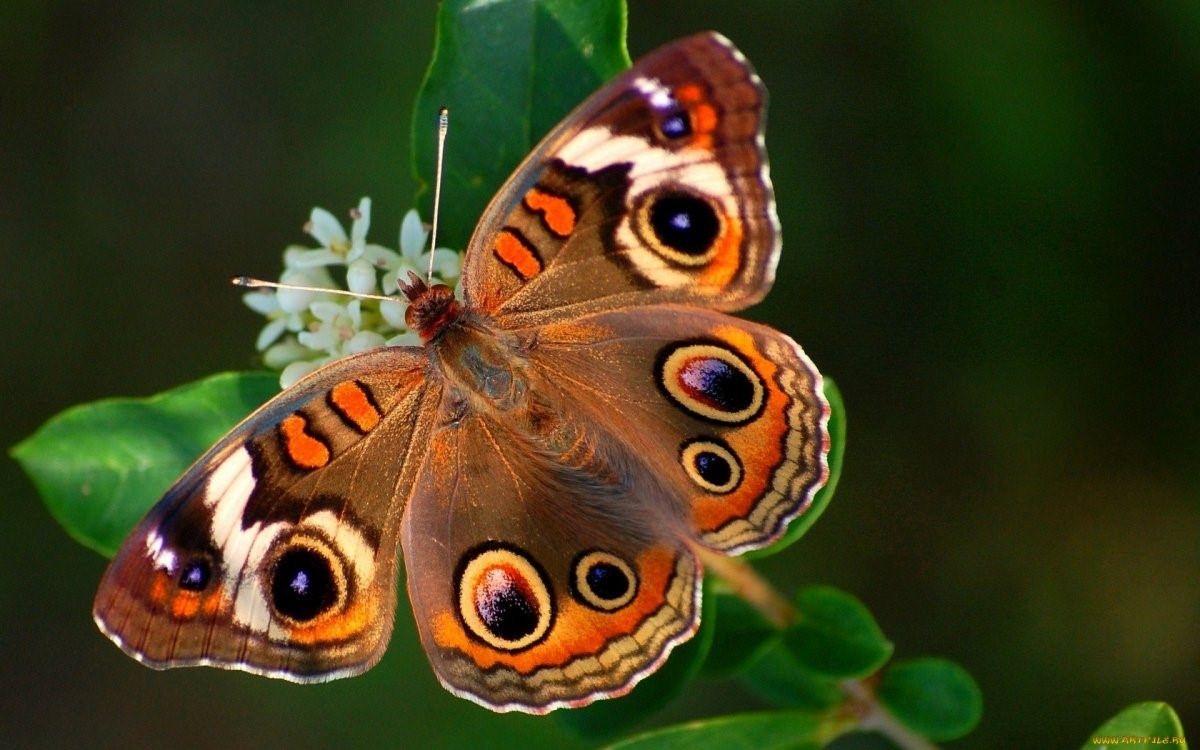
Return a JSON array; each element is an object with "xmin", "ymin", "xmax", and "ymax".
[
  {"xmin": 697, "ymin": 548, "xmax": 940, "ymax": 750},
  {"xmin": 695, "ymin": 548, "xmax": 796, "ymax": 629},
  {"xmin": 842, "ymin": 679, "xmax": 940, "ymax": 750}
]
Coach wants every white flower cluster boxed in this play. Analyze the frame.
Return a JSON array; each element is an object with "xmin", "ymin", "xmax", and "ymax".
[{"xmin": 243, "ymin": 198, "xmax": 460, "ymax": 388}]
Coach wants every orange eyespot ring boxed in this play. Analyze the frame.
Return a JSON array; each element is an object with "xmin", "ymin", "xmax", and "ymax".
[
  {"xmin": 570, "ymin": 550, "xmax": 638, "ymax": 612},
  {"xmin": 632, "ymin": 188, "xmax": 723, "ymax": 268},
  {"xmin": 656, "ymin": 341, "xmax": 765, "ymax": 425},
  {"xmin": 680, "ymin": 437, "xmax": 743, "ymax": 494},
  {"xmin": 455, "ymin": 543, "xmax": 555, "ymax": 652},
  {"xmin": 264, "ymin": 533, "xmax": 348, "ymax": 625}
]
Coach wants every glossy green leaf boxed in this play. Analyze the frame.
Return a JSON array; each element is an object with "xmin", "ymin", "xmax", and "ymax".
[
  {"xmin": 739, "ymin": 639, "xmax": 843, "ymax": 710},
  {"xmin": 781, "ymin": 586, "xmax": 893, "ymax": 679},
  {"xmin": 747, "ymin": 378, "xmax": 846, "ymax": 559},
  {"xmin": 701, "ymin": 589, "xmax": 779, "ymax": 678},
  {"xmin": 877, "ymin": 657, "xmax": 983, "ymax": 742},
  {"xmin": 11, "ymin": 372, "xmax": 278, "ymax": 556},
  {"xmin": 1082, "ymin": 702, "xmax": 1187, "ymax": 750},
  {"xmin": 557, "ymin": 577, "xmax": 716, "ymax": 738},
  {"xmin": 604, "ymin": 710, "xmax": 840, "ymax": 750},
  {"xmin": 412, "ymin": 0, "xmax": 630, "ymax": 249}
]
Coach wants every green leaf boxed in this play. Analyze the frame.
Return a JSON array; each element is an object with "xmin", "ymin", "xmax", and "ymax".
[
  {"xmin": 738, "ymin": 639, "xmax": 843, "ymax": 711},
  {"xmin": 11, "ymin": 372, "xmax": 278, "ymax": 556},
  {"xmin": 558, "ymin": 577, "xmax": 716, "ymax": 738},
  {"xmin": 781, "ymin": 586, "xmax": 893, "ymax": 679},
  {"xmin": 701, "ymin": 589, "xmax": 779, "ymax": 678},
  {"xmin": 1082, "ymin": 702, "xmax": 1187, "ymax": 750},
  {"xmin": 604, "ymin": 709, "xmax": 842, "ymax": 750},
  {"xmin": 412, "ymin": 0, "xmax": 630, "ymax": 249},
  {"xmin": 747, "ymin": 378, "xmax": 846, "ymax": 558},
  {"xmin": 877, "ymin": 657, "xmax": 983, "ymax": 742}
]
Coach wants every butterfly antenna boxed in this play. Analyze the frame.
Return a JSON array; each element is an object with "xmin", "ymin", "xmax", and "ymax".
[
  {"xmin": 235, "ymin": 109, "xmax": 450, "ymax": 302},
  {"xmin": 231, "ymin": 276, "xmax": 396, "ymax": 304},
  {"xmin": 427, "ymin": 106, "xmax": 449, "ymax": 284}
]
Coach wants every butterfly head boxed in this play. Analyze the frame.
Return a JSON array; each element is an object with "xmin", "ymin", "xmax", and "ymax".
[{"xmin": 399, "ymin": 271, "xmax": 460, "ymax": 341}]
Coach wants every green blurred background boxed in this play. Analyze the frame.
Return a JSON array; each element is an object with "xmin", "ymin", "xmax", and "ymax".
[{"xmin": 3, "ymin": 2, "xmax": 1197, "ymax": 747}]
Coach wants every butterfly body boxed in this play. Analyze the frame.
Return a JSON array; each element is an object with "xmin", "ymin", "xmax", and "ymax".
[{"xmin": 95, "ymin": 32, "xmax": 830, "ymax": 714}]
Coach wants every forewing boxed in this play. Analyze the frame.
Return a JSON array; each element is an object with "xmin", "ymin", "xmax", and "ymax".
[
  {"xmin": 460, "ymin": 32, "xmax": 778, "ymax": 326},
  {"xmin": 94, "ymin": 347, "xmax": 440, "ymax": 681}
]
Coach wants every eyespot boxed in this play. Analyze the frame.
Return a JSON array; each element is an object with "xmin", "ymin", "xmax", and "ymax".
[
  {"xmin": 178, "ymin": 558, "xmax": 212, "ymax": 592},
  {"xmin": 267, "ymin": 536, "xmax": 346, "ymax": 623},
  {"xmin": 656, "ymin": 341, "xmax": 766, "ymax": 424},
  {"xmin": 659, "ymin": 110, "xmax": 692, "ymax": 140},
  {"xmin": 455, "ymin": 543, "xmax": 554, "ymax": 652},
  {"xmin": 646, "ymin": 192, "xmax": 721, "ymax": 264},
  {"xmin": 680, "ymin": 437, "xmax": 743, "ymax": 494},
  {"xmin": 570, "ymin": 551, "xmax": 638, "ymax": 612}
]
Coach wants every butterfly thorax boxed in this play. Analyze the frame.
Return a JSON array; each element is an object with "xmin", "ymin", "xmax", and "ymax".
[
  {"xmin": 434, "ymin": 315, "xmax": 532, "ymax": 415},
  {"xmin": 398, "ymin": 273, "xmax": 528, "ymax": 411},
  {"xmin": 400, "ymin": 275, "xmax": 461, "ymax": 342}
]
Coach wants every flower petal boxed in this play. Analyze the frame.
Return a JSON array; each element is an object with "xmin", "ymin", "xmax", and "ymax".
[
  {"xmin": 298, "ymin": 325, "xmax": 338, "ymax": 353},
  {"xmin": 386, "ymin": 331, "xmax": 421, "ymax": 347},
  {"xmin": 381, "ymin": 269, "xmax": 399, "ymax": 295},
  {"xmin": 255, "ymin": 318, "xmax": 288, "ymax": 351},
  {"xmin": 242, "ymin": 291, "xmax": 280, "ymax": 315},
  {"xmin": 347, "ymin": 258, "xmax": 377, "ymax": 295},
  {"xmin": 281, "ymin": 359, "xmax": 325, "ymax": 389},
  {"xmin": 263, "ymin": 338, "xmax": 310, "ymax": 369},
  {"xmin": 309, "ymin": 300, "xmax": 345, "ymax": 323},
  {"xmin": 345, "ymin": 330, "xmax": 386, "ymax": 354},
  {"xmin": 430, "ymin": 249, "xmax": 462, "ymax": 280},
  {"xmin": 307, "ymin": 207, "xmax": 348, "ymax": 248},
  {"xmin": 380, "ymin": 299, "xmax": 407, "ymax": 329},
  {"xmin": 364, "ymin": 244, "xmax": 401, "ymax": 269},
  {"xmin": 349, "ymin": 197, "xmax": 371, "ymax": 261},
  {"xmin": 284, "ymin": 247, "xmax": 342, "ymax": 269},
  {"xmin": 276, "ymin": 270, "xmax": 320, "ymax": 313},
  {"xmin": 399, "ymin": 209, "xmax": 428, "ymax": 258}
]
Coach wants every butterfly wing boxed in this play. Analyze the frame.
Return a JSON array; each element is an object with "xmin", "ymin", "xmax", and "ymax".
[
  {"xmin": 531, "ymin": 306, "xmax": 829, "ymax": 554},
  {"xmin": 400, "ymin": 384, "xmax": 701, "ymax": 713},
  {"xmin": 460, "ymin": 32, "xmax": 778, "ymax": 326},
  {"xmin": 94, "ymin": 347, "xmax": 441, "ymax": 681}
]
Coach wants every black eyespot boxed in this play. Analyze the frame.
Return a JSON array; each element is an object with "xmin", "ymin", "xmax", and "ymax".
[
  {"xmin": 271, "ymin": 547, "xmax": 337, "ymax": 622},
  {"xmin": 656, "ymin": 342, "xmax": 766, "ymax": 425},
  {"xmin": 586, "ymin": 562, "xmax": 630, "ymax": 601},
  {"xmin": 679, "ymin": 357, "xmax": 755, "ymax": 413},
  {"xmin": 695, "ymin": 451, "xmax": 733, "ymax": 487},
  {"xmin": 178, "ymin": 558, "xmax": 211, "ymax": 591},
  {"xmin": 571, "ymin": 551, "xmax": 639, "ymax": 611},
  {"xmin": 474, "ymin": 576, "xmax": 539, "ymax": 641},
  {"xmin": 660, "ymin": 111, "xmax": 691, "ymax": 139},
  {"xmin": 680, "ymin": 437, "xmax": 744, "ymax": 493},
  {"xmin": 455, "ymin": 543, "xmax": 555, "ymax": 651},
  {"xmin": 649, "ymin": 193, "xmax": 720, "ymax": 256}
]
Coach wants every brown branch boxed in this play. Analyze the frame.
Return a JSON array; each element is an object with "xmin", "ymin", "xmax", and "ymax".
[{"xmin": 695, "ymin": 547, "xmax": 796, "ymax": 628}]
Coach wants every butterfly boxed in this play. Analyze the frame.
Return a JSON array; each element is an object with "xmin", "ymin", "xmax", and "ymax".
[{"xmin": 93, "ymin": 32, "xmax": 830, "ymax": 714}]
